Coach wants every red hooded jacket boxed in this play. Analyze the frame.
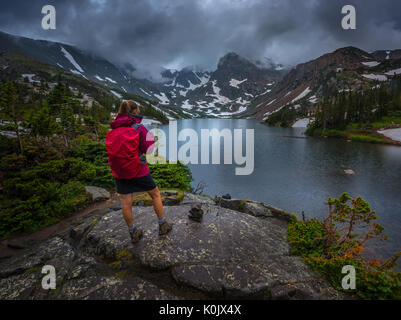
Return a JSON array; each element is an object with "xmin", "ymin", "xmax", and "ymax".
[{"xmin": 108, "ymin": 114, "xmax": 155, "ymax": 179}]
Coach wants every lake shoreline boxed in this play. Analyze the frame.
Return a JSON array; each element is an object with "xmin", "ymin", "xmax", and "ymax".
[{"xmin": 261, "ymin": 123, "xmax": 401, "ymax": 146}]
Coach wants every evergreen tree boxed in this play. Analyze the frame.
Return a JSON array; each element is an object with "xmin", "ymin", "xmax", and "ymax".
[
  {"xmin": 26, "ymin": 100, "xmax": 57, "ymax": 143},
  {"xmin": 83, "ymin": 116, "xmax": 100, "ymax": 140},
  {"xmin": 59, "ymin": 104, "xmax": 78, "ymax": 148},
  {"xmin": 0, "ymin": 82, "xmax": 24, "ymax": 153}
]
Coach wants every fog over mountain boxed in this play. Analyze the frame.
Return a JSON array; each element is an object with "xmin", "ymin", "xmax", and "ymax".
[{"xmin": 1, "ymin": 0, "xmax": 401, "ymax": 80}]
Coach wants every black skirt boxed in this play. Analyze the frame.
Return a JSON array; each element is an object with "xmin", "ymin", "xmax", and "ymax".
[{"xmin": 115, "ymin": 174, "xmax": 157, "ymax": 195}]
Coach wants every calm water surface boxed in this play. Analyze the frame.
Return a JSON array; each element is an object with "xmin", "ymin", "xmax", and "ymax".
[{"xmin": 159, "ymin": 119, "xmax": 401, "ymax": 261}]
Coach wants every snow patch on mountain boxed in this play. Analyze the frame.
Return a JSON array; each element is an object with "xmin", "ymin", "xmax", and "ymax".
[
  {"xmin": 151, "ymin": 105, "xmax": 175, "ymax": 120},
  {"xmin": 61, "ymin": 46, "xmax": 84, "ymax": 73},
  {"xmin": 266, "ymin": 99, "xmax": 276, "ymax": 106},
  {"xmin": 181, "ymin": 100, "xmax": 194, "ymax": 110},
  {"xmin": 309, "ymin": 95, "xmax": 318, "ymax": 104},
  {"xmin": 95, "ymin": 75, "xmax": 104, "ymax": 81},
  {"xmin": 362, "ymin": 74, "xmax": 388, "ymax": 81},
  {"xmin": 154, "ymin": 92, "xmax": 170, "ymax": 104},
  {"xmin": 229, "ymin": 78, "xmax": 247, "ymax": 88},
  {"xmin": 110, "ymin": 90, "xmax": 122, "ymax": 99},
  {"xmin": 385, "ymin": 68, "xmax": 401, "ymax": 76},
  {"xmin": 207, "ymin": 81, "xmax": 232, "ymax": 105},
  {"xmin": 105, "ymin": 77, "xmax": 117, "ymax": 84},
  {"xmin": 263, "ymin": 104, "xmax": 286, "ymax": 120},
  {"xmin": 291, "ymin": 87, "xmax": 311, "ymax": 103},
  {"xmin": 194, "ymin": 72, "xmax": 210, "ymax": 86},
  {"xmin": 70, "ymin": 69, "xmax": 88, "ymax": 80},
  {"xmin": 219, "ymin": 106, "xmax": 247, "ymax": 116},
  {"xmin": 187, "ymin": 79, "xmax": 205, "ymax": 91},
  {"xmin": 362, "ymin": 61, "xmax": 380, "ymax": 67},
  {"xmin": 235, "ymin": 97, "xmax": 250, "ymax": 106},
  {"xmin": 292, "ymin": 118, "xmax": 312, "ymax": 128},
  {"xmin": 139, "ymin": 88, "xmax": 151, "ymax": 96},
  {"xmin": 21, "ymin": 74, "xmax": 39, "ymax": 83},
  {"xmin": 256, "ymin": 88, "xmax": 271, "ymax": 97}
]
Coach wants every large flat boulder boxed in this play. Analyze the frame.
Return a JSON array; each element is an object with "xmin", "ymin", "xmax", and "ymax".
[
  {"xmin": 0, "ymin": 194, "xmax": 344, "ymax": 300},
  {"xmin": 82, "ymin": 201, "xmax": 342, "ymax": 298}
]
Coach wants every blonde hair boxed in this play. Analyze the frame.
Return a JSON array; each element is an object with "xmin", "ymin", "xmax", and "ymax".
[{"xmin": 118, "ymin": 100, "xmax": 139, "ymax": 114}]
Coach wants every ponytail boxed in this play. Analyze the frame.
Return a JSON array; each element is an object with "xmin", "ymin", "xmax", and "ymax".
[{"xmin": 118, "ymin": 100, "xmax": 138, "ymax": 114}]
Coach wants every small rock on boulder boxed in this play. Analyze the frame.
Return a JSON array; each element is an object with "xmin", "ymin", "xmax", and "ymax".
[{"xmin": 188, "ymin": 204, "xmax": 203, "ymax": 222}]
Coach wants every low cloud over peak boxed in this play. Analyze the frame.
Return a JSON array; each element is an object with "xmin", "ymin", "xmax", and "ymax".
[{"xmin": 1, "ymin": 0, "xmax": 401, "ymax": 79}]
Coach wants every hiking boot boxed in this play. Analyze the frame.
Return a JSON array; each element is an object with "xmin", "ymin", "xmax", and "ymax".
[
  {"xmin": 159, "ymin": 220, "xmax": 173, "ymax": 236},
  {"xmin": 129, "ymin": 227, "xmax": 143, "ymax": 244}
]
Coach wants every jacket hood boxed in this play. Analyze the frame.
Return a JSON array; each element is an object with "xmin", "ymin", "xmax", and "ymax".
[{"xmin": 110, "ymin": 114, "xmax": 143, "ymax": 129}]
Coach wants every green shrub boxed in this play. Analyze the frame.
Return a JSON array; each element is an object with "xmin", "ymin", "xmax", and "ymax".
[
  {"xmin": 0, "ymin": 136, "xmax": 193, "ymax": 238},
  {"xmin": 68, "ymin": 140, "xmax": 108, "ymax": 164},
  {"xmin": 0, "ymin": 181, "xmax": 89, "ymax": 237},
  {"xmin": 288, "ymin": 219, "xmax": 328, "ymax": 257},
  {"xmin": 288, "ymin": 193, "xmax": 401, "ymax": 300},
  {"xmin": 53, "ymin": 181, "xmax": 90, "ymax": 216},
  {"xmin": 358, "ymin": 269, "xmax": 401, "ymax": 300},
  {"xmin": 305, "ymin": 255, "xmax": 362, "ymax": 292},
  {"xmin": 0, "ymin": 153, "xmax": 27, "ymax": 172},
  {"xmin": 149, "ymin": 161, "xmax": 193, "ymax": 191},
  {"xmin": 0, "ymin": 135, "xmax": 18, "ymax": 158}
]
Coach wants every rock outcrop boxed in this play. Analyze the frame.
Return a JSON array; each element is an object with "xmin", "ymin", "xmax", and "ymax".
[
  {"xmin": 85, "ymin": 186, "xmax": 111, "ymax": 202},
  {"xmin": 0, "ymin": 193, "xmax": 344, "ymax": 300}
]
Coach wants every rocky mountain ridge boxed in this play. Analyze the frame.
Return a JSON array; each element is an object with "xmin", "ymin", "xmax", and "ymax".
[
  {"xmin": 140, "ymin": 52, "xmax": 287, "ymax": 117},
  {"xmin": 2, "ymin": 30, "xmax": 401, "ymax": 121},
  {"xmin": 0, "ymin": 30, "xmax": 287, "ymax": 118},
  {"xmin": 246, "ymin": 46, "xmax": 401, "ymax": 120}
]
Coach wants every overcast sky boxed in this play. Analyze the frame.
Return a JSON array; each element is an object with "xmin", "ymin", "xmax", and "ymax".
[{"xmin": 1, "ymin": 0, "xmax": 401, "ymax": 79}]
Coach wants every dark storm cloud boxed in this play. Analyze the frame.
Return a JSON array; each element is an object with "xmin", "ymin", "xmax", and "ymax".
[{"xmin": 0, "ymin": 0, "xmax": 400, "ymax": 80}]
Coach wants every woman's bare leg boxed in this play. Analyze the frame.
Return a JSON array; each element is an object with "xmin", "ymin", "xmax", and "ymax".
[
  {"xmin": 121, "ymin": 193, "xmax": 134, "ymax": 227},
  {"xmin": 147, "ymin": 187, "xmax": 164, "ymax": 219}
]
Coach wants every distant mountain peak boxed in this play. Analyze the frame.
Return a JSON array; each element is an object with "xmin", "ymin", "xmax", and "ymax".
[
  {"xmin": 333, "ymin": 46, "xmax": 366, "ymax": 54},
  {"xmin": 217, "ymin": 52, "xmax": 252, "ymax": 68}
]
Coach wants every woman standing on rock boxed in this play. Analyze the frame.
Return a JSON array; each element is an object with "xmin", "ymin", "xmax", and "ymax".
[{"xmin": 106, "ymin": 100, "xmax": 172, "ymax": 243}]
